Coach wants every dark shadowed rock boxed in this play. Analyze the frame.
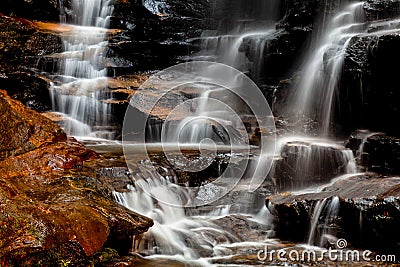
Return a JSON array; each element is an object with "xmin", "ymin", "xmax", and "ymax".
[
  {"xmin": 337, "ymin": 32, "xmax": 400, "ymax": 137},
  {"xmin": 0, "ymin": 16, "xmax": 62, "ymax": 112},
  {"xmin": 0, "ymin": 16, "xmax": 62, "ymax": 67},
  {"xmin": 363, "ymin": 0, "xmax": 400, "ymax": 21},
  {"xmin": 0, "ymin": 71, "xmax": 52, "ymax": 112},
  {"xmin": 267, "ymin": 173, "xmax": 400, "ymax": 254},
  {"xmin": 107, "ymin": 0, "xmax": 209, "ymax": 72},
  {"xmin": 0, "ymin": 0, "xmax": 71, "ymax": 22},
  {"xmin": 269, "ymin": 140, "xmax": 355, "ymax": 192},
  {"xmin": 346, "ymin": 131, "xmax": 400, "ymax": 175}
]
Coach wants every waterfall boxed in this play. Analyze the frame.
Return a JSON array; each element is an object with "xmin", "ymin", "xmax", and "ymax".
[
  {"xmin": 307, "ymin": 196, "xmax": 341, "ymax": 247},
  {"xmin": 50, "ymin": 0, "xmax": 115, "ymax": 139},
  {"xmin": 273, "ymin": 136, "xmax": 358, "ymax": 191},
  {"xmin": 287, "ymin": 2, "xmax": 366, "ymax": 135},
  {"xmin": 193, "ymin": 0, "xmax": 281, "ymax": 81},
  {"xmin": 113, "ymin": 161, "xmax": 272, "ymax": 262}
]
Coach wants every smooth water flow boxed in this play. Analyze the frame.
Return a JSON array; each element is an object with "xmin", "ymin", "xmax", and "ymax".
[
  {"xmin": 113, "ymin": 160, "xmax": 272, "ymax": 263},
  {"xmin": 50, "ymin": 0, "xmax": 114, "ymax": 139},
  {"xmin": 288, "ymin": 2, "xmax": 366, "ymax": 135},
  {"xmin": 193, "ymin": 0, "xmax": 281, "ymax": 81},
  {"xmin": 308, "ymin": 196, "xmax": 341, "ymax": 247}
]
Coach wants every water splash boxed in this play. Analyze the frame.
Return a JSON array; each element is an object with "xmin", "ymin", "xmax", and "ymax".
[
  {"xmin": 113, "ymin": 160, "xmax": 272, "ymax": 262},
  {"xmin": 50, "ymin": 0, "xmax": 114, "ymax": 139}
]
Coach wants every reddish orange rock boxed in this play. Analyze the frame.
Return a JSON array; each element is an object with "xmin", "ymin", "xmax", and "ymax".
[{"xmin": 0, "ymin": 90, "xmax": 66, "ymax": 160}]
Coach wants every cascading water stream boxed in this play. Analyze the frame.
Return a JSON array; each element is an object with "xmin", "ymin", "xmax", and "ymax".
[
  {"xmin": 50, "ymin": 0, "xmax": 115, "ymax": 139},
  {"xmin": 109, "ymin": 1, "xmax": 282, "ymax": 263},
  {"xmin": 113, "ymin": 161, "xmax": 273, "ymax": 264},
  {"xmin": 192, "ymin": 0, "xmax": 281, "ymax": 81},
  {"xmin": 287, "ymin": 2, "xmax": 366, "ymax": 136},
  {"xmin": 109, "ymin": 1, "xmax": 400, "ymax": 264},
  {"xmin": 307, "ymin": 196, "xmax": 341, "ymax": 247}
]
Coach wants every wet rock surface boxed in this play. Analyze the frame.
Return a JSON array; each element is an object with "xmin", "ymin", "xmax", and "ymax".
[
  {"xmin": 0, "ymin": 16, "xmax": 62, "ymax": 67},
  {"xmin": 269, "ymin": 140, "xmax": 354, "ymax": 192},
  {"xmin": 337, "ymin": 32, "xmax": 400, "ymax": 137},
  {"xmin": 108, "ymin": 0, "xmax": 210, "ymax": 73},
  {"xmin": 0, "ymin": 93, "xmax": 153, "ymax": 265},
  {"xmin": 363, "ymin": 0, "xmax": 400, "ymax": 21},
  {"xmin": 0, "ymin": 16, "xmax": 62, "ymax": 112},
  {"xmin": 0, "ymin": 90, "xmax": 66, "ymax": 160},
  {"xmin": 0, "ymin": 0, "xmax": 69, "ymax": 22},
  {"xmin": 346, "ymin": 130, "xmax": 400, "ymax": 175},
  {"xmin": 267, "ymin": 173, "xmax": 400, "ymax": 254}
]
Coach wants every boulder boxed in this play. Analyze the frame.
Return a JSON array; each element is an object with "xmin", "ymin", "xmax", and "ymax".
[
  {"xmin": 270, "ymin": 139, "xmax": 355, "ymax": 192},
  {"xmin": 346, "ymin": 131, "xmax": 400, "ymax": 175},
  {"xmin": 267, "ymin": 173, "xmax": 400, "ymax": 254},
  {"xmin": 0, "ymin": 170, "xmax": 153, "ymax": 266},
  {"xmin": 0, "ymin": 90, "xmax": 66, "ymax": 160},
  {"xmin": 0, "ymin": 91, "xmax": 153, "ymax": 265}
]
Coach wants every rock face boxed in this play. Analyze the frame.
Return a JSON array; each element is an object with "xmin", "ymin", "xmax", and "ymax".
[
  {"xmin": 346, "ymin": 130, "xmax": 400, "ymax": 175},
  {"xmin": 267, "ymin": 173, "xmax": 400, "ymax": 254},
  {"xmin": 0, "ymin": 0, "xmax": 70, "ymax": 22},
  {"xmin": 108, "ymin": 0, "xmax": 210, "ymax": 74},
  {"xmin": 363, "ymin": 0, "xmax": 400, "ymax": 21},
  {"xmin": 269, "ymin": 139, "xmax": 355, "ymax": 192},
  {"xmin": 337, "ymin": 32, "xmax": 400, "ymax": 137},
  {"xmin": 0, "ymin": 16, "xmax": 62, "ymax": 112},
  {"xmin": 0, "ymin": 91, "xmax": 153, "ymax": 265},
  {"xmin": 0, "ymin": 90, "xmax": 66, "ymax": 160}
]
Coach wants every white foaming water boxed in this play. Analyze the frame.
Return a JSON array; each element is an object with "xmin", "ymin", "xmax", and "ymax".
[
  {"xmin": 113, "ymin": 162, "xmax": 272, "ymax": 263},
  {"xmin": 50, "ymin": 0, "xmax": 114, "ymax": 139},
  {"xmin": 287, "ymin": 2, "xmax": 366, "ymax": 135}
]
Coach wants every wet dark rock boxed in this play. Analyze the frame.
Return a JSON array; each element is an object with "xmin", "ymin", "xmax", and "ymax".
[
  {"xmin": 0, "ymin": 0, "xmax": 71, "ymax": 22},
  {"xmin": 0, "ymin": 71, "xmax": 52, "ymax": 112},
  {"xmin": 346, "ymin": 131, "xmax": 400, "ymax": 175},
  {"xmin": 269, "ymin": 140, "xmax": 353, "ymax": 192},
  {"xmin": 363, "ymin": 0, "xmax": 400, "ymax": 21},
  {"xmin": 213, "ymin": 214, "xmax": 270, "ymax": 242},
  {"xmin": 337, "ymin": 32, "xmax": 400, "ymax": 137},
  {"xmin": 279, "ymin": 0, "xmax": 340, "ymax": 29},
  {"xmin": 108, "ymin": 0, "xmax": 209, "ymax": 72},
  {"xmin": 107, "ymin": 39, "xmax": 194, "ymax": 75},
  {"xmin": 0, "ymin": 16, "xmax": 62, "ymax": 67},
  {"xmin": 267, "ymin": 173, "xmax": 400, "ymax": 254},
  {"xmin": 0, "ymin": 16, "xmax": 62, "ymax": 111},
  {"xmin": 149, "ymin": 152, "xmax": 229, "ymax": 187}
]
